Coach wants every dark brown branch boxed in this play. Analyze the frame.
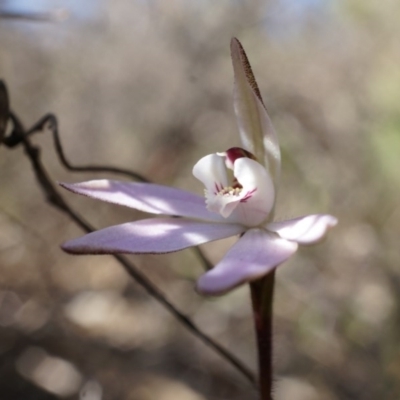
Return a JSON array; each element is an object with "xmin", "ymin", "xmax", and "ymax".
[
  {"xmin": 5, "ymin": 108, "xmax": 255, "ymax": 385},
  {"xmin": 36, "ymin": 114, "xmax": 150, "ymax": 182},
  {"xmin": 5, "ymin": 113, "xmax": 149, "ymax": 182}
]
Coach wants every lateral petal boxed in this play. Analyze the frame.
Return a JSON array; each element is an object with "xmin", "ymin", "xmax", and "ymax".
[
  {"xmin": 196, "ymin": 228, "xmax": 298, "ymax": 295},
  {"xmin": 267, "ymin": 214, "xmax": 338, "ymax": 245},
  {"xmin": 62, "ymin": 218, "xmax": 245, "ymax": 255},
  {"xmin": 60, "ymin": 180, "xmax": 224, "ymax": 222}
]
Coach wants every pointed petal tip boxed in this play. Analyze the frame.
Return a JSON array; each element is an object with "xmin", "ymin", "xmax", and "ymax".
[
  {"xmin": 61, "ymin": 241, "xmax": 82, "ymax": 255},
  {"xmin": 328, "ymin": 215, "xmax": 339, "ymax": 227},
  {"xmin": 267, "ymin": 214, "xmax": 338, "ymax": 246},
  {"xmin": 61, "ymin": 240, "xmax": 127, "ymax": 256},
  {"xmin": 58, "ymin": 180, "xmax": 109, "ymax": 195},
  {"xmin": 60, "ymin": 242, "xmax": 70, "ymax": 253},
  {"xmin": 230, "ymin": 37, "xmax": 261, "ymax": 100},
  {"xmin": 61, "ymin": 240, "xmax": 94, "ymax": 255},
  {"xmin": 58, "ymin": 181, "xmax": 71, "ymax": 190},
  {"xmin": 60, "ymin": 179, "xmax": 111, "ymax": 191},
  {"xmin": 314, "ymin": 214, "xmax": 338, "ymax": 230},
  {"xmin": 230, "ymin": 37, "xmax": 241, "ymax": 52}
]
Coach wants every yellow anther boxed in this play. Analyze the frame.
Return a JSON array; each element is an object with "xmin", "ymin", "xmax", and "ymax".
[{"xmin": 218, "ymin": 186, "xmax": 243, "ymax": 197}]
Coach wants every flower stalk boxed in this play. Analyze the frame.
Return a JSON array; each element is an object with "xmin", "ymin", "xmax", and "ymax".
[{"xmin": 251, "ymin": 272, "xmax": 275, "ymax": 400}]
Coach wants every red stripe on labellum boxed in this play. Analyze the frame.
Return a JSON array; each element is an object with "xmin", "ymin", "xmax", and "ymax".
[{"xmin": 240, "ymin": 188, "xmax": 257, "ymax": 202}]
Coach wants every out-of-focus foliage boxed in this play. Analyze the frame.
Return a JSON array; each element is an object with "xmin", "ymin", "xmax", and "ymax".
[{"xmin": 0, "ymin": 1, "xmax": 399, "ymax": 399}]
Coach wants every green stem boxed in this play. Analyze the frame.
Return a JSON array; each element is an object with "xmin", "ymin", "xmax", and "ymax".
[{"xmin": 250, "ymin": 271, "xmax": 275, "ymax": 400}]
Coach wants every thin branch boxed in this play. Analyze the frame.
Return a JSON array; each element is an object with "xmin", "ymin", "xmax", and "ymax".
[
  {"xmin": 5, "ymin": 110, "xmax": 256, "ymax": 385},
  {"xmin": 192, "ymin": 246, "xmax": 213, "ymax": 271},
  {"xmin": 32, "ymin": 114, "xmax": 149, "ymax": 182},
  {"xmin": 0, "ymin": 9, "xmax": 68, "ymax": 22}
]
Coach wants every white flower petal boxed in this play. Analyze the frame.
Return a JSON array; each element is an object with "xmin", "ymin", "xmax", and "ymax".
[
  {"xmin": 193, "ymin": 153, "xmax": 243, "ymax": 220},
  {"xmin": 192, "ymin": 154, "xmax": 228, "ymax": 193},
  {"xmin": 62, "ymin": 218, "xmax": 245, "ymax": 255},
  {"xmin": 196, "ymin": 228, "xmax": 298, "ymax": 295},
  {"xmin": 229, "ymin": 157, "xmax": 275, "ymax": 226},
  {"xmin": 206, "ymin": 192, "xmax": 241, "ymax": 219},
  {"xmin": 60, "ymin": 180, "xmax": 225, "ymax": 222},
  {"xmin": 192, "ymin": 154, "xmax": 274, "ymax": 227},
  {"xmin": 267, "ymin": 214, "xmax": 338, "ymax": 245}
]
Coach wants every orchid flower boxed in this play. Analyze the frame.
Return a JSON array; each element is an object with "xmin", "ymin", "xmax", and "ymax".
[{"xmin": 60, "ymin": 39, "xmax": 337, "ymax": 296}]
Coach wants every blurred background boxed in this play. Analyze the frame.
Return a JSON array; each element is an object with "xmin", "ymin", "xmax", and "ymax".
[{"xmin": 1, "ymin": 0, "xmax": 399, "ymax": 399}]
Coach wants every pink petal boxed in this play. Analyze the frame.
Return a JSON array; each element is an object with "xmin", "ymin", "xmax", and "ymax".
[
  {"xmin": 62, "ymin": 218, "xmax": 245, "ymax": 255},
  {"xmin": 196, "ymin": 228, "xmax": 298, "ymax": 295},
  {"xmin": 60, "ymin": 180, "xmax": 224, "ymax": 222},
  {"xmin": 267, "ymin": 214, "xmax": 338, "ymax": 245}
]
